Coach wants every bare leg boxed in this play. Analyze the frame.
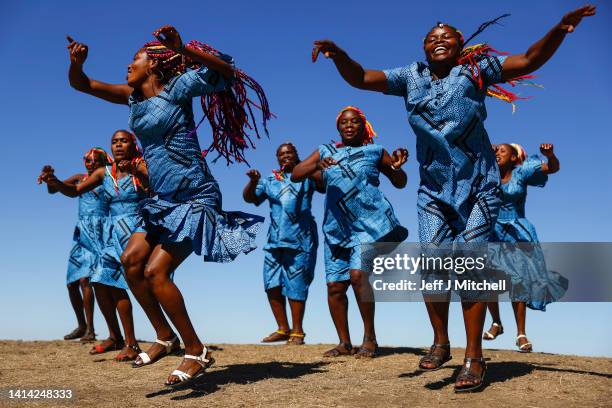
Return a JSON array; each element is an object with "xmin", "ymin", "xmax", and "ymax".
[
  {"xmin": 288, "ymin": 298, "xmax": 306, "ymax": 334},
  {"xmin": 66, "ymin": 281, "xmax": 86, "ymax": 330},
  {"xmin": 455, "ymin": 301, "xmax": 487, "ymax": 388},
  {"xmin": 486, "ymin": 295, "xmax": 502, "ymax": 325},
  {"xmin": 349, "ymin": 269, "xmax": 376, "ymax": 353},
  {"xmin": 512, "ymin": 301, "xmax": 527, "ymax": 335},
  {"xmin": 266, "ymin": 287, "xmax": 290, "ymax": 332},
  {"xmin": 79, "ymin": 278, "xmax": 95, "ymax": 337},
  {"xmin": 113, "ymin": 288, "xmax": 137, "ymax": 344},
  {"xmin": 323, "ymin": 280, "xmax": 353, "ymax": 356}
]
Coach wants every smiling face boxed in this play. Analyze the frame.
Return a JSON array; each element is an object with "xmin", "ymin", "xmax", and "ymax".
[
  {"xmin": 127, "ymin": 50, "xmax": 157, "ymax": 88},
  {"xmin": 495, "ymin": 144, "xmax": 519, "ymax": 168},
  {"xmin": 111, "ymin": 131, "xmax": 137, "ymax": 161},
  {"xmin": 423, "ymin": 26, "xmax": 463, "ymax": 65},
  {"xmin": 276, "ymin": 144, "xmax": 299, "ymax": 172},
  {"xmin": 337, "ymin": 110, "xmax": 365, "ymax": 146}
]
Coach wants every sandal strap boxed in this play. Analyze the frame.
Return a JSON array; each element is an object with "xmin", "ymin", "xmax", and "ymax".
[
  {"xmin": 137, "ymin": 351, "xmax": 152, "ymax": 365},
  {"xmin": 127, "ymin": 344, "xmax": 141, "ymax": 353},
  {"xmin": 156, "ymin": 336, "xmax": 178, "ymax": 352},
  {"xmin": 516, "ymin": 334, "xmax": 528, "ymax": 340},
  {"xmin": 275, "ymin": 329, "xmax": 289, "ymax": 335},
  {"xmin": 289, "ymin": 332, "xmax": 306, "ymax": 338},
  {"xmin": 170, "ymin": 369, "xmax": 191, "ymax": 381},
  {"xmin": 184, "ymin": 346, "xmax": 210, "ymax": 367}
]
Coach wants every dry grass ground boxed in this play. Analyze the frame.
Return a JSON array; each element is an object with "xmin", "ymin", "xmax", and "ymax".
[{"xmin": 0, "ymin": 340, "xmax": 610, "ymax": 407}]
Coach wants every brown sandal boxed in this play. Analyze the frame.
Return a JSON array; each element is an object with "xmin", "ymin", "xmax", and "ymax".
[
  {"xmin": 483, "ymin": 322, "xmax": 504, "ymax": 340},
  {"xmin": 79, "ymin": 332, "xmax": 96, "ymax": 343},
  {"xmin": 64, "ymin": 327, "xmax": 86, "ymax": 340},
  {"xmin": 323, "ymin": 342, "xmax": 354, "ymax": 357},
  {"xmin": 261, "ymin": 329, "xmax": 290, "ymax": 343},
  {"xmin": 454, "ymin": 357, "xmax": 487, "ymax": 393},
  {"xmin": 355, "ymin": 338, "xmax": 378, "ymax": 359},
  {"xmin": 419, "ymin": 343, "xmax": 452, "ymax": 371},
  {"xmin": 286, "ymin": 332, "xmax": 306, "ymax": 345}
]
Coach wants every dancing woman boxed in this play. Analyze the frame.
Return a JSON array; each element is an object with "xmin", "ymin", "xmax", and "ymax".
[
  {"xmin": 243, "ymin": 143, "xmax": 320, "ymax": 345},
  {"xmin": 311, "ymin": 4, "xmax": 595, "ymax": 391},
  {"xmin": 38, "ymin": 148, "xmax": 110, "ymax": 342},
  {"xmin": 483, "ymin": 143, "xmax": 566, "ymax": 352},
  {"xmin": 292, "ymin": 106, "xmax": 408, "ymax": 358},
  {"xmin": 39, "ymin": 130, "xmax": 145, "ymax": 361},
  {"xmin": 65, "ymin": 25, "xmax": 269, "ymax": 386}
]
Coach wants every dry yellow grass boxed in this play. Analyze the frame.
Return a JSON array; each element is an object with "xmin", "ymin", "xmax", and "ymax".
[{"xmin": 0, "ymin": 340, "xmax": 610, "ymax": 407}]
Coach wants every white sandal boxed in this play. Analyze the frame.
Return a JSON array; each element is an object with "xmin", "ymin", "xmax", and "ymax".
[
  {"xmin": 132, "ymin": 336, "xmax": 180, "ymax": 368},
  {"xmin": 165, "ymin": 346, "xmax": 215, "ymax": 388},
  {"xmin": 516, "ymin": 334, "xmax": 533, "ymax": 353},
  {"xmin": 483, "ymin": 322, "xmax": 504, "ymax": 340}
]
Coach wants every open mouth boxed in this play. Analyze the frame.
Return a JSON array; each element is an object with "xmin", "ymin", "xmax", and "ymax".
[{"xmin": 433, "ymin": 46, "xmax": 448, "ymax": 55}]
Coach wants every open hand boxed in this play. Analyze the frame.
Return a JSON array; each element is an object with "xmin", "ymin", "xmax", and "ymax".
[
  {"xmin": 153, "ymin": 25, "xmax": 183, "ymax": 52},
  {"xmin": 540, "ymin": 143, "xmax": 554, "ymax": 157},
  {"xmin": 246, "ymin": 169, "xmax": 261, "ymax": 182},
  {"xmin": 312, "ymin": 40, "xmax": 342, "ymax": 63},
  {"xmin": 66, "ymin": 36, "xmax": 88, "ymax": 65},
  {"xmin": 391, "ymin": 148, "xmax": 409, "ymax": 169},
  {"xmin": 560, "ymin": 4, "xmax": 596, "ymax": 33}
]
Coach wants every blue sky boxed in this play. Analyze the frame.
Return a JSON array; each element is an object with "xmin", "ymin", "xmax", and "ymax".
[{"xmin": 1, "ymin": 0, "xmax": 611, "ymax": 356}]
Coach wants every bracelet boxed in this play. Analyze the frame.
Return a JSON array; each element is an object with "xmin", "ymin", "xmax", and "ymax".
[{"xmin": 390, "ymin": 164, "xmax": 401, "ymax": 171}]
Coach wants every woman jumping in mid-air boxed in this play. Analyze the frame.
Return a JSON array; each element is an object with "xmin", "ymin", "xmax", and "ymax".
[{"xmin": 311, "ymin": 4, "xmax": 594, "ymax": 391}]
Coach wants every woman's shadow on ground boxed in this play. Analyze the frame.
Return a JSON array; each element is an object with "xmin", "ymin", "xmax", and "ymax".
[
  {"xmin": 400, "ymin": 360, "xmax": 612, "ymax": 392},
  {"xmin": 146, "ymin": 360, "xmax": 330, "ymax": 400}
]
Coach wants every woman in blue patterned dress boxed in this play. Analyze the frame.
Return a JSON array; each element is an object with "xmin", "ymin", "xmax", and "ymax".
[
  {"xmin": 293, "ymin": 106, "xmax": 408, "ymax": 358},
  {"xmin": 38, "ymin": 148, "xmax": 110, "ymax": 343},
  {"xmin": 311, "ymin": 5, "xmax": 595, "ymax": 391},
  {"xmin": 243, "ymin": 143, "xmax": 320, "ymax": 345},
  {"xmin": 482, "ymin": 143, "xmax": 567, "ymax": 352},
  {"xmin": 40, "ymin": 131, "xmax": 145, "ymax": 361},
  {"xmin": 65, "ymin": 25, "xmax": 269, "ymax": 386}
]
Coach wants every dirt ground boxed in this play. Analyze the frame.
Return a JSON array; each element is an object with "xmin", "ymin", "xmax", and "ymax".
[{"xmin": 0, "ymin": 340, "xmax": 610, "ymax": 407}]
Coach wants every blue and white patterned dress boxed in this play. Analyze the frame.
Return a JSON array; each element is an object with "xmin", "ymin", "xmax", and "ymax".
[
  {"xmin": 384, "ymin": 56, "xmax": 506, "ymax": 244},
  {"xmin": 90, "ymin": 167, "xmax": 145, "ymax": 289},
  {"xmin": 319, "ymin": 143, "xmax": 408, "ymax": 282},
  {"xmin": 492, "ymin": 156, "xmax": 568, "ymax": 310},
  {"xmin": 252, "ymin": 173, "xmax": 318, "ymax": 300},
  {"xmin": 66, "ymin": 180, "xmax": 109, "ymax": 284},
  {"xmin": 128, "ymin": 63, "xmax": 264, "ymax": 262}
]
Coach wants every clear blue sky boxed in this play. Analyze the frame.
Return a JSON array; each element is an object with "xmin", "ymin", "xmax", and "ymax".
[{"xmin": 1, "ymin": 0, "xmax": 611, "ymax": 357}]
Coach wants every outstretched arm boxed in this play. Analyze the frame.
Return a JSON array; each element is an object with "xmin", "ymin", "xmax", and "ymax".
[
  {"xmin": 67, "ymin": 36, "xmax": 132, "ymax": 104},
  {"xmin": 379, "ymin": 148, "xmax": 408, "ymax": 188},
  {"xmin": 291, "ymin": 150, "xmax": 338, "ymax": 182},
  {"xmin": 539, "ymin": 143, "xmax": 559, "ymax": 174},
  {"xmin": 153, "ymin": 25, "xmax": 235, "ymax": 80},
  {"xmin": 312, "ymin": 40, "xmax": 388, "ymax": 93},
  {"xmin": 41, "ymin": 166, "xmax": 105, "ymax": 197},
  {"xmin": 502, "ymin": 5, "xmax": 596, "ymax": 80},
  {"xmin": 38, "ymin": 168, "xmax": 84, "ymax": 194}
]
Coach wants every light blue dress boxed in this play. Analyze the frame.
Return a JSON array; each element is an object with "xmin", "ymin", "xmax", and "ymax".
[
  {"xmin": 253, "ymin": 173, "xmax": 318, "ymax": 300},
  {"xmin": 384, "ymin": 56, "xmax": 507, "ymax": 244},
  {"xmin": 319, "ymin": 143, "xmax": 408, "ymax": 282},
  {"xmin": 66, "ymin": 181, "xmax": 109, "ymax": 284},
  {"xmin": 91, "ymin": 167, "xmax": 145, "ymax": 290},
  {"xmin": 492, "ymin": 156, "xmax": 568, "ymax": 310},
  {"xmin": 128, "ymin": 63, "xmax": 264, "ymax": 263}
]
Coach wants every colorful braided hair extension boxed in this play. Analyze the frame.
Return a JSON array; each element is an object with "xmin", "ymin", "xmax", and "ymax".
[
  {"xmin": 142, "ymin": 40, "xmax": 272, "ymax": 166},
  {"xmin": 335, "ymin": 106, "xmax": 377, "ymax": 147},
  {"xmin": 432, "ymin": 15, "xmax": 542, "ymax": 112},
  {"xmin": 509, "ymin": 143, "xmax": 527, "ymax": 165},
  {"xmin": 272, "ymin": 142, "xmax": 300, "ymax": 181},
  {"xmin": 109, "ymin": 130, "xmax": 145, "ymax": 193},
  {"xmin": 83, "ymin": 147, "xmax": 113, "ymax": 180}
]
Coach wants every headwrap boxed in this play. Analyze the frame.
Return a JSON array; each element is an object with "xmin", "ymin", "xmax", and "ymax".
[
  {"xmin": 335, "ymin": 106, "xmax": 377, "ymax": 146},
  {"xmin": 509, "ymin": 143, "xmax": 527, "ymax": 165},
  {"xmin": 142, "ymin": 40, "xmax": 272, "ymax": 165},
  {"xmin": 431, "ymin": 15, "xmax": 542, "ymax": 113}
]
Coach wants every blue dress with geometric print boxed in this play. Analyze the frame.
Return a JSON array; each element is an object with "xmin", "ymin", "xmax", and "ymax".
[
  {"xmin": 128, "ymin": 63, "xmax": 264, "ymax": 264},
  {"xmin": 384, "ymin": 56, "xmax": 506, "ymax": 244}
]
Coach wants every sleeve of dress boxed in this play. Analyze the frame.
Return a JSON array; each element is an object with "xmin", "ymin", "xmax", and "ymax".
[
  {"xmin": 517, "ymin": 155, "xmax": 548, "ymax": 187},
  {"xmin": 252, "ymin": 177, "xmax": 269, "ymax": 206},
  {"xmin": 475, "ymin": 55, "xmax": 508, "ymax": 88},
  {"xmin": 168, "ymin": 54, "xmax": 234, "ymax": 103},
  {"xmin": 383, "ymin": 66, "xmax": 410, "ymax": 97}
]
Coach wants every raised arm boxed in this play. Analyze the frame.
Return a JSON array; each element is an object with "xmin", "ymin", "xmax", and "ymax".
[
  {"xmin": 312, "ymin": 40, "xmax": 388, "ymax": 93},
  {"xmin": 67, "ymin": 36, "xmax": 132, "ymax": 105},
  {"xmin": 243, "ymin": 170, "xmax": 262, "ymax": 204},
  {"xmin": 502, "ymin": 5, "xmax": 596, "ymax": 80},
  {"xmin": 379, "ymin": 148, "xmax": 408, "ymax": 188},
  {"xmin": 539, "ymin": 143, "xmax": 559, "ymax": 174},
  {"xmin": 117, "ymin": 159, "xmax": 150, "ymax": 192},
  {"xmin": 41, "ymin": 166, "xmax": 105, "ymax": 197},
  {"xmin": 153, "ymin": 26, "xmax": 235, "ymax": 80},
  {"xmin": 291, "ymin": 149, "xmax": 339, "ymax": 183}
]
